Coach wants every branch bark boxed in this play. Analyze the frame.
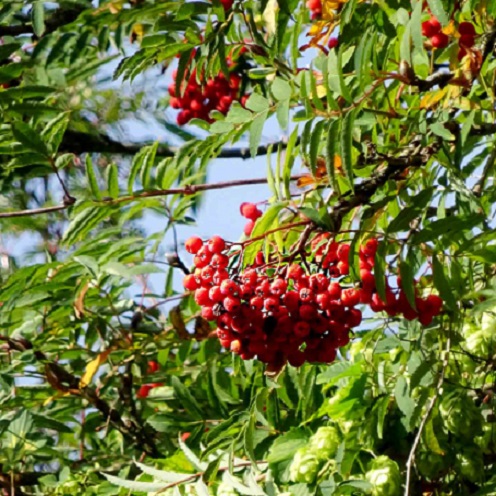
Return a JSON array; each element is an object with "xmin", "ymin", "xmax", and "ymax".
[
  {"xmin": 60, "ymin": 130, "xmax": 298, "ymax": 159},
  {"xmin": 0, "ymin": 335, "xmax": 161, "ymax": 458}
]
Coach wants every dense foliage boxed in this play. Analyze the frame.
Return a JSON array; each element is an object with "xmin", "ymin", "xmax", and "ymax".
[{"xmin": 1, "ymin": 0, "xmax": 496, "ymax": 495}]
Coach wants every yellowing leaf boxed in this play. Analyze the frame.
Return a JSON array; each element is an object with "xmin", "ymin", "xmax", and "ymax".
[
  {"xmin": 419, "ymin": 88, "xmax": 448, "ymax": 109},
  {"xmin": 170, "ymin": 305, "xmax": 189, "ymax": 340},
  {"xmin": 131, "ymin": 23, "xmax": 145, "ymax": 43},
  {"xmin": 74, "ymin": 282, "xmax": 89, "ymax": 319},
  {"xmin": 262, "ymin": 0, "xmax": 278, "ymax": 37},
  {"xmin": 79, "ymin": 350, "xmax": 111, "ymax": 389}
]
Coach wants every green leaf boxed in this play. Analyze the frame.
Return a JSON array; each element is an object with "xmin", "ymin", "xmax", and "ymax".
[
  {"xmin": 326, "ymin": 119, "xmax": 340, "ymax": 191},
  {"xmin": 394, "ymin": 376, "xmax": 416, "ymax": 430},
  {"xmin": 249, "ymin": 110, "xmax": 268, "ymax": 158},
  {"xmin": 41, "ymin": 112, "xmax": 70, "ymax": 153},
  {"xmin": 11, "ymin": 121, "xmax": 48, "ymax": 156},
  {"xmin": 271, "ymin": 78, "xmax": 291, "ymax": 101},
  {"xmin": 432, "ymin": 254, "xmax": 456, "ymax": 310},
  {"xmin": 399, "ymin": 258, "xmax": 416, "ymax": 310},
  {"xmin": 85, "ymin": 155, "xmax": 102, "ymax": 200},
  {"xmin": 107, "ymin": 164, "xmax": 119, "ymax": 199},
  {"xmin": 430, "ymin": 122, "xmax": 454, "ymax": 140},
  {"xmin": 267, "ymin": 428, "xmax": 309, "ymax": 463},
  {"xmin": 426, "ymin": 0, "xmax": 449, "ymax": 25},
  {"xmin": 102, "ymin": 473, "xmax": 167, "ymax": 493},
  {"xmin": 134, "ymin": 461, "xmax": 190, "ymax": 483},
  {"xmin": 31, "ymin": 1, "xmax": 45, "ymax": 37},
  {"xmin": 341, "ymin": 111, "xmax": 355, "ymax": 191},
  {"xmin": 246, "ymin": 93, "xmax": 270, "ymax": 113},
  {"xmin": 243, "ymin": 204, "xmax": 284, "ymax": 265},
  {"xmin": 171, "ymin": 376, "xmax": 204, "ymax": 420}
]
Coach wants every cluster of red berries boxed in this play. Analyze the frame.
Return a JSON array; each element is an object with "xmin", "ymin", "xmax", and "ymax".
[
  {"xmin": 137, "ymin": 360, "xmax": 163, "ymax": 399},
  {"xmin": 240, "ymin": 202, "xmax": 263, "ymax": 236},
  {"xmin": 183, "ymin": 234, "xmax": 360, "ymax": 367},
  {"xmin": 183, "ymin": 229, "xmax": 443, "ymax": 368},
  {"xmin": 312, "ymin": 233, "xmax": 444, "ymax": 326},
  {"xmin": 169, "ymin": 65, "xmax": 245, "ymax": 125},
  {"xmin": 422, "ymin": 16, "xmax": 477, "ymax": 58}
]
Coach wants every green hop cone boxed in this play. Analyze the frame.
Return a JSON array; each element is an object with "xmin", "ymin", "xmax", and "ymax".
[
  {"xmin": 439, "ymin": 394, "xmax": 483, "ymax": 438},
  {"xmin": 456, "ymin": 446, "xmax": 484, "ymax": 483},
  {"xmin": 308, "ymin": 426, "xmax": 341, "ymax": 461},
  {"xmin": 475, "ymin": 423, "xmax": 496, "ymax": 454},
  {"xmin": 217, "ymin": 482, "xmax": 238, "ymax": 496},
  {"xmin": 365, "ymin": 456, "xmax": 401, "ymax": 496},
  {"xmin": 416, "ymin": 451, "xmax": 449, "ymax": 480},
  {"xmin": 289, "ymin": 447, "xmax": 320, "ymax": 484}
]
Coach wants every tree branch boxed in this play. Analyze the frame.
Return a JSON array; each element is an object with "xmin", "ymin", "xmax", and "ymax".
[
  {"xmin": 0, "ymin": 335, "xmax": 161, "ymax": 458},
  {"xmin": 404, "ymin": 334, "xmax": 451, "ymax": 496},
  {"xmin": 0, "ymin": 175, "xmax": 305, "ymax": 219},
  {"xmin": 0, "ymin": 6, "xmax": 85, "ymax": 37},
  {"xmin": 60, "ymin": 130, "xmax": 298, "ymax": 159}
]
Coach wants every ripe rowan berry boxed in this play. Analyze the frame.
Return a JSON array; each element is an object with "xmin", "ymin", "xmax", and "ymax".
[
  {"xmin": 341, "ymin": 288, "xmax": 360, "ymax": 307},
  {"xmin": 220, "ymin": 279, "xmax": 239, "ymax": 296},
  {"xmin": 459, "ymin": 21, "xmax": 476, "ymax": 36},
  {"xmin": 328, "ymin": 281, "xmax": 342, "ymax": 300},
  {"xmin": 264, "ymin": 297, "xmax": 280, "ymax": 312},
  {"xmin": 294, "ymin": 321, "xmax": 311, "ymax": 338},
  {"xmin": 431, "ymin": 32, "xmax": 449, "ymax": 49},
  {"xmin": 240, "ymin": 202, "xmax": 263, "ymax": 221},
  {"xmin": 185, "ymin": 236, "xmax": 203, "ymax": 254},
  {"xmin": 183, "ymin": 274, "xmax": 199, "ymax": 291},
  {"xmin": 244, "ymin": 220, "xmax": 255, "ymax": 236},
  {"xmin": 287, "ymin": 264, "xmax": 305, "ymax": 280},
  {"xmin": 207, "ymin": 235, "xmax": 226, "ymax": 253},
  {"xmin": 147, "ymin": 361, "xmax": 159, "ymax": 374}
]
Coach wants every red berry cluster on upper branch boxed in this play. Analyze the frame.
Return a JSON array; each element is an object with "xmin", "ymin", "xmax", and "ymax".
[{"xmin": 169, "ymin": 65, "xmax": 245, "ymax": 126}]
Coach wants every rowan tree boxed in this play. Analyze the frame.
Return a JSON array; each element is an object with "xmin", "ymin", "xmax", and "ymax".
[{"xmin": 1, "ymin": 0, "xmax": 496, "ymax": 495}]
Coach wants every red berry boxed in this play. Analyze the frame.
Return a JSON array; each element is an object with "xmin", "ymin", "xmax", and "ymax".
[
  {"xmin": 346, "ymin": 308, "xmax": 362, "ymax": 327},
  {"xmin": 240, "ymin": 202, "xmax": 263, "ymax": 221},
  {"xmin": 270, "ymin": 278, "xmax": 288, "ymax": 296},
  {"xmin": 362, "ymin": 238, "xmax": 378, "ymax": 258},
  {"xmin": 294, "ymin": 321, "xmax": 310, "ymax": 338},
  {"xmin": 264, "ymin": 297, "xmax": 279, "ymax": 312},
  {"xmin": 185, "ymin": 236, "xmax": 203, "ymax": 254},
  {"xmin": 287, "ymin": 264, "xmax": 305, "ymax": 280},
  {"xmin": 459, "ymin": 21, "xmax": 476, "ymax": 36},
  {"xmin": 137, "ymin": 384, "xmax": 153, "ymax": 398},
  {"xmin": 299, "ymin": 304, "xmax": 317, "ymax": 321},
  {"xmin": 360, "ymin": 269, "xmax": 376, "ymax": 292},
  {"xmin": 425, "ymin": 294, "xmax": 443, "ymax": 315},
  {"xmin": 459, "ymin": 34, "xmax": 475, "ymax": 48},
  {"xmin": 195, "ymin": 287, "xmax": 212, "ymax": 306},
  {"xmin": 207, "ymin": 235, "xmax": 226, "ymax": 254},
  {"xmin": 250, "ymin": 296, "xmax": 264, "ymax": 310},
  {"xmin": 337, "ymin": 243, "xmax": 350, "ymax": 262},
  {"xmin": 428, "ymin": 17, "xmax": 442, "ymax": 34},
  {"xmin": 208, "ymin": 285, "xmax": 224, "ymax": 303},
  {"xmin": 422, "ymin": 19, "xmax": 440, "ymax": 37},
  {"xmin": 147, "ymin": 361, "xmax": 159, "ymax": 374},
  {"xmin": 211, "ymin": 253, "xmax": 229, "ymax": 269},
  {"xmin": 244, "ymin": 220, "xmax": 255, "ymax": 236},
  {"xmin": 328, "ymin": 37, "xmax": 339, "ymax": 49},
  {"xmin": 341, "ymin": 288, "xmax": 360, "ymax": 307},
  {"xmin": 328, "ymin": 282, "xmax": 342, "ymax": 300},
  {"xmin": 431, "ymin": 32, "xmax": 449, "ymax": 49},
  {"xmin": 299, "ymin": 287, "xmax": 314, "ymax": 303},
  {"xmin": 183, "ymin": 274, "xmax": 199, "ymax": 291},
  {"xmin": 220, "ymin": 279, "xmax": 239, "ymax": 296},
  {"xmin": 337, "ymin": 261, "xmax": 349, "ymax": 276},
  {"xmin": 223, "ymin": 295, "xmax": 241, "ymax": 312}
]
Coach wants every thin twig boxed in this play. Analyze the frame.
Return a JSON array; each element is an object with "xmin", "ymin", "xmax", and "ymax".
[{"xmin": 404, "ymin": 333, "xmax": 451, "ymax": 496}]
